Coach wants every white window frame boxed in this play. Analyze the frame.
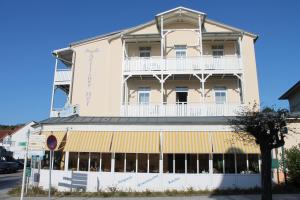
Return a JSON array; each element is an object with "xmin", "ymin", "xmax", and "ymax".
[
  {"xmin": 138, "ymin": 87, "xmax": 150, "ymax": 104},
  {"xmin": 175, "ymin": 45, "xmax": 187, "ymax": 58},
  {"xmin": 212, "ymin": 44, "xmax": 224, "ymax": 57},
  {"xmin": 139, "ymin": 47, "xmax": 151, "ymax": 58},
  {"xmin": 214, "ymin": 87, "xmax": 227, "ymax": 104}
]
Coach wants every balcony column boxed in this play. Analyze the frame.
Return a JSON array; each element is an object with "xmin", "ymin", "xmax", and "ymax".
[
  {"xmin": 234, "ymin": 73, "xmax": 245, "ymax": 104},
  {"xmin": 160, "ymin": 16, "xmax": 164, "ymax": 59},
  {"xmin": 198, "ymin": 14, "xmax": 203, "ymax": 55},
  {"xmin": 193, "ymin": 73, "xmax": 211, "ymax": 103},
  {"xmin": 238, "ymin": 36, "xmax": 243, "ymax": 66},
  {"xmin": 50, "ymin": 55, "xmax": 59, "ymax": 115}
]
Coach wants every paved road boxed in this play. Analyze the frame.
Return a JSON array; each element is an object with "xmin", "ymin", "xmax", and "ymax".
[
  {"xmin": 3, "ymin": 194, "xmax": 300, "ymax": 200},
  {"xmin": 0, "ymin": 171, "xmax": 22, "ymax": 199}
]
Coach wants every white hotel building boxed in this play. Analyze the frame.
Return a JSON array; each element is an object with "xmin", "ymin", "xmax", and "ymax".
[{"xmin": 33, "ymin": 7, "xmax": 261, "ymax": 191}]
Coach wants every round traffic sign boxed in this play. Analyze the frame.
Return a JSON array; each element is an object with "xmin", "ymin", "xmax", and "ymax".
[{"xmin": 47, "ymin": 135, "xmax": 57, "ymax": 151}]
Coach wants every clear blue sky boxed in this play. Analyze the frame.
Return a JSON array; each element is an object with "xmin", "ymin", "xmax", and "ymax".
[{"xmin": 0, "ymin": 0, "xmax": 299, "ymax": 125}]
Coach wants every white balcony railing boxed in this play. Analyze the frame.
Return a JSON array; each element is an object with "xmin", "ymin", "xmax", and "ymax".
[
  {"xmin": 124, "ymin": 55, "xmax": 242, "ymax": 73},
  {"xmin": 54, "ymin": 69, "xmax": 72, "ymax": 84},
  {"xmin": 50, "ymin": 104, "xmax": 79, "ymax": 118},
  {"xmin": 121, "ymin": 103, "xmax": 242, "ymax": 117}
]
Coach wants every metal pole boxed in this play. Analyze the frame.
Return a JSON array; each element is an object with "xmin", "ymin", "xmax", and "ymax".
[
  {"xmin": 49, "ymin": 150, "xmax": 52, "ymax": 200},
  {"xmin": 20, "ymin": 130, "xmax": 30, "ymax": 200}
]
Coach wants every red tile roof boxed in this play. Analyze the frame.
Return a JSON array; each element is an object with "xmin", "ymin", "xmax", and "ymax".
[{"xmin": 0, "ymin": 130, "xmax": 14, "ymax": 140}]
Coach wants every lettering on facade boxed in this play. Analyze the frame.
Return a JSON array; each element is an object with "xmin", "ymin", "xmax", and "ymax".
[
  {"xmin": 117, "ymin": 176, "xmax": 133, "ymax": 184},
  {"xmin": 137, "ymin": 175, "xmax": 159, "ymax": 187},
  {"xmin": 168, "ymin": 177, "xmax": 180, "ymax": 184},
  {"xmin": 85, "ymin": 49, "xmax": 99, "ymax": 106}
]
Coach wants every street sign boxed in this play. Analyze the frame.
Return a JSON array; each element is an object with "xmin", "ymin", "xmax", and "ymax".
[
  {"xmin": 47, "ymin": 135, "xmax": 57, "ymax": 151},
  {"xmin": 28, "ymin": 135, "xmax": 46, "ymax": 151}
]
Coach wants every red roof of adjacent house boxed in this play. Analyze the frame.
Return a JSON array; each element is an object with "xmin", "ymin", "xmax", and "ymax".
[{"xmin": 0, "ymin": 126, "xmax": 23, "ymax": 140}]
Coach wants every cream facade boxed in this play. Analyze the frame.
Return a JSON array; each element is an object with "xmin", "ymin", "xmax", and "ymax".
[{"xmin": 34, "ymin": 7, "xmax": 262, "ymax": 192}]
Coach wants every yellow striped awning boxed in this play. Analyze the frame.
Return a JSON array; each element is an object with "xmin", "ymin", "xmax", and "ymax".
[
  {"xmin": 110, "ymin": 132, "xmax": 160, "ymax": 153},
  {"xmin": 163, "ymin": 132, "xmax": 211, "ymax": 153},
  {"xmin": 42, "ymin": 131, "xmax": 67, "ymax": 151},
  {"xmin": 63, "ymin": 131, "xmax": 113, "ymax": 152},
  {"xmin": 211, "ymin": 132, "xmax": 260, "ymax": 154}
]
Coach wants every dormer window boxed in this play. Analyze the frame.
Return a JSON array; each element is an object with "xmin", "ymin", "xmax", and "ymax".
[
  {"xmin": 212, "ymin": 45, "xmax": 224, "ymax": 57},
  {"xmin": 139, "ymin": 47, "xmax": 151, "ymax": 57},
  {"xmin": 175, "ymin": 45, "xmax": 187, "ymax": 58}
]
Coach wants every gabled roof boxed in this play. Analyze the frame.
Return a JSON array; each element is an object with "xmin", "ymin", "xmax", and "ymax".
[
  {"xmin": 279, "ymin": 81, "xmax": 300, "ymax": 100},
  {"xmin": 0, "ymin": 130, "xmax": 13, "ymax": 140},
  {"xmin": 156, "ymin": 6, "xmax": 206, "ymax": 17}
]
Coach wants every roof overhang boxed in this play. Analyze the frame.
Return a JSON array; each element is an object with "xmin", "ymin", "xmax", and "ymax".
[
  {"xmin": 155, "ymin": 7, "xmax": 206, "ymax": 30},
  {"xmin": 52, "ymin": 47, "xmax": 74, "ymax": 66},
  {"xmin": 122, "ymin": 33, "xmax": 161, "ymax": 42},
  {"xmin": 279, "ymin": 81, "xmax": 300, "ymax": 100},
  {"xmin": 202, "ymin": 32, "xmax": 242, "ymax": 41}
]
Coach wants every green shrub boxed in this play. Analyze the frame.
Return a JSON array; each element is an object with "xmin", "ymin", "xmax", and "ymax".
[{"xmin": 285, "ymin": 144, "xmax": 300, "ymax": 186}]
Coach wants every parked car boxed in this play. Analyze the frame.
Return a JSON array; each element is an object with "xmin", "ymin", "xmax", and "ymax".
[{"xmin": 0, "ymin": 161, "xmax": 18, "ymax": 173}]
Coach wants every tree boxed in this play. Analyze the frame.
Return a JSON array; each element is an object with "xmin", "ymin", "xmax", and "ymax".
[
  {"xmin": 284, "ymin": 144, "xmax": 300, "ymax": 186},
  {"xmin": 229, "ymin": 105, "xmax": 288, "ymax": 200}
]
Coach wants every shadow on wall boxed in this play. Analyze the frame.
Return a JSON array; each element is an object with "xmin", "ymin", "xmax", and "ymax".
[
  {"xmin": 58, "ymin": 171, "xmax": 88, "ymax": 192},
  {"xmin": 210, "ymin": 147, "xmax": 261, "ymax": 195}
]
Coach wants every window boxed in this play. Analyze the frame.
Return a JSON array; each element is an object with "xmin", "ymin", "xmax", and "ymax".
[
  {"xmin": 213, "ymin": 154, "xmax": 223, "ymax": 173},
  {"xmin": 224, "ymin": 154, "xmax": 235, "ymax": 173},
  {"xmin": 53, "ymin": 151, "xmax": 64, "ymax": 170},
  {"xmin": 248, "ymin": 154, "xmax": 259, "ymax": 173},
  {"xmin": 214, "ymin": 87, "xmax": 227, "ymax": 104},
  {"xmin": 138, "ymin": 87, "xmax": 150, "ymax": 104},
  {"xmin": 68, "ymin": 152, "xmax": 78, "ymax": 171},
  {"xmin": 41, "ymin": 151, "xmax": 50, "ymax": 169},
  {"xmin": 175, "ymin": 154, "xmax": 185, "ymax": 173},
  {"xmin": 101, "ymin": 153, "xmax": 111, "ymax": 172},
  {"xmin": 176, "ymin": 87, "xmax": 188, "ymax": 104},
  {"xmin": 236, "ymin": 154, "xmax": 247, "ymax": 174},
  {"xmin": 175, "ymin": 45, "xmax": 187, "ymax": 58},
  {"xmin": 139, "ymin": 47, "xmax": 151, "ymax": 57},
  {"xmin": 163, "ymin": 154, "xmax": 174, "ymax": 173},
  {"xmin": 126, "ymin": 153, "xmax": 136, "ymax": 172},
  {"xmin": 115, "ymin": 153, "xmax": 125, "ymax": 172},
  {"xmin": 187, "ymin": 154, "xmax": 197, "ymax": 173},
  {"xmin": 199, "ymin": 154, "xmax": 209, "ymax": 173},
  {"xmin": 79, "ymin": 152, "xmax": 89, "ymax": 171},
  {"xmin": 149, "ymin": 154, "xmax": 159, "ymax": 173},
  {"xmin": 90, "ymin": 153, "xmax": 100, "ymax": 172},
  {"xmin": 212, "ymin": 44, "xmax": 224, "ymax": 57},
  {"xmin": 138, "ymin": 154, "xmax": 147, "ymax": 173}
]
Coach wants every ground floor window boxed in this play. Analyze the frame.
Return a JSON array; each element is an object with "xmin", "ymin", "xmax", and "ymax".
[
  {"xmin": 149, "ymin": 154, "xmax": 159, "ymax": 173},
  {"xmin": 248, "ymin": 154, "xmax": 259, "ymax": 173},
  {"xmin": 101, "ymin": 153, "xmax": 111, "ymax": 172},
  {"xmin": 213, "ymin": 154, "xmax": 223, "ymax": 173},
  {"xmin": 138, "ymin": 154, "xmax": 147, "ymax": 173},
  {"xmin": 163, "ymin": 154, "xmax": 174, "ymax": 173},
  {"xmin": 68, "ymin": 152, "xmax": 78, "ymax": 171},
  {"xmin": 224, "ymin": 154, "xmax": 235, "ymax": 174},
  {"xmin": 236, "ymin": 154, "xmax": 247, "ymax": 174},
  {"xmin": 199, "ymin": 154, "xmax": 209, "ymax": 173},
  {"xmin": 126, "ymin": 153, "xmax": 136, "ymax": 172},
  {"xmin": 175, "ymin": 154, "xmax": 185, "ymax": 173},
  {"xmin": 187, "ymin": 154, "xmax": 197, "ymax": 173},
  {"xmin": 53, "ymin": 151, "xmax": 64, "ymax": 170},
  {"xmin": 115, "ymin": 153, "xmax": 125, "ymax": 172},
  {"xmin": 41, "ymin": 151, "xmax": 50, "ymax": 169},
  {"xmin": 90, "ymin": 153, "xmax": 100, "ymax": 172},
  {"xmin": 79, "ymin": 152, "xmax": 89, "ymax": 171}
]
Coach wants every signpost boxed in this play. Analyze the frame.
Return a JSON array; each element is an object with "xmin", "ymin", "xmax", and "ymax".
[
  {"xmin": 20, "ymin": 130, "xmax": 30, "ymax": 200},
  {"xmin": 47, "ymin": 135, "xmax": 57, "ymax": 200}
]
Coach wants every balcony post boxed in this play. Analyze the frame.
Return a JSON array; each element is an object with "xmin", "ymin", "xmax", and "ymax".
[
  {"xmin": 50, "ymin": 55, "xmax": 58, "ymax": 115},
  {"xmin": 160, "ymin": 16, "xmax": 164, "ymax": 60},
  {"xmin": 238, "ymin": 36, "xmax": 243, "ymax": 67},
  {"xmin": 198, "ymin": 14, "xmax": 203, "ymax": 56}
]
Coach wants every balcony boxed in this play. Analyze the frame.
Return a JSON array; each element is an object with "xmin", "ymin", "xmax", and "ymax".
[
  {"xmin": 50, "ymin": 104, "xmax": 79, "ymax": 118},
  {"xmin": 54, "ymin": 69, "xmax": 72, "ymax": 85},
  {"xmin": 124, "ymin": 55, "xmax": 242, "ymax": 74},
  {"xmin": 121, "ymin": 103, "xmax": 242, "ymax": 117}
]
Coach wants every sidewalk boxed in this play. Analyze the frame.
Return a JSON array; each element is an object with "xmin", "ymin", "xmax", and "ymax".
[{"xmin": 3, "ymin": 194, "xmax": 300, "ymax": 200}]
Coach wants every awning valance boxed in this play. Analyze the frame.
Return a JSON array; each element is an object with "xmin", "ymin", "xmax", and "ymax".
[
  {"xmin": 42, "ymin": 131, "xmax": 66, "ymax": 151},
  {"xmin": 110, "ymin": 132, "xmax": 160, "ymax": 153},
  {"xmin": 64, "ymin": 131, "xmax": 112, "ymax": 152},
  {"xmin": 163, "ymin": 132, "xmax": 211, "ymax": 154},
  {"xmin": 211, "ymin": 132, "xmax": 260, "ymax": 154}
]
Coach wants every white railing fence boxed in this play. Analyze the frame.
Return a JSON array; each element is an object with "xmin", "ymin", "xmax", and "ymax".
[
  {"xmin": 55, "ymin": 69, "xmax": 72, "ymax": 83},
  {"xmin": 121, "ymin": 103, "xmax": 243, "ymax": 117},
  {"xmin": 124, "ymin": 55, "xmax": 242, "ymax": 72}
]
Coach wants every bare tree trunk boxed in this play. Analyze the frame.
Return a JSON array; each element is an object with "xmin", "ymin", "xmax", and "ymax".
[{"xmin": 261, "ymin": 146, "xmax": 272, "ymax": 200}]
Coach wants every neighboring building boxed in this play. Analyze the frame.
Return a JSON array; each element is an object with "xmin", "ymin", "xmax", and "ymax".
[
  {"xmin": 33, "ymin": 7, "xmax": 262, "ymax": 191},
  {"xmin": 1, "ymin": 122, "xmax": 35, "ymax": 160},
  {"xmin": 279, "ymin": 81, "xmax": 300, "ymax": 113}
]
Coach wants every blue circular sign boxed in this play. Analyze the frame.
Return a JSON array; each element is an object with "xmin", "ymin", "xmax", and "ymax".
[{"xmin": 47, "ymin": 135, "xmax": 57, "ymax": 151}]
